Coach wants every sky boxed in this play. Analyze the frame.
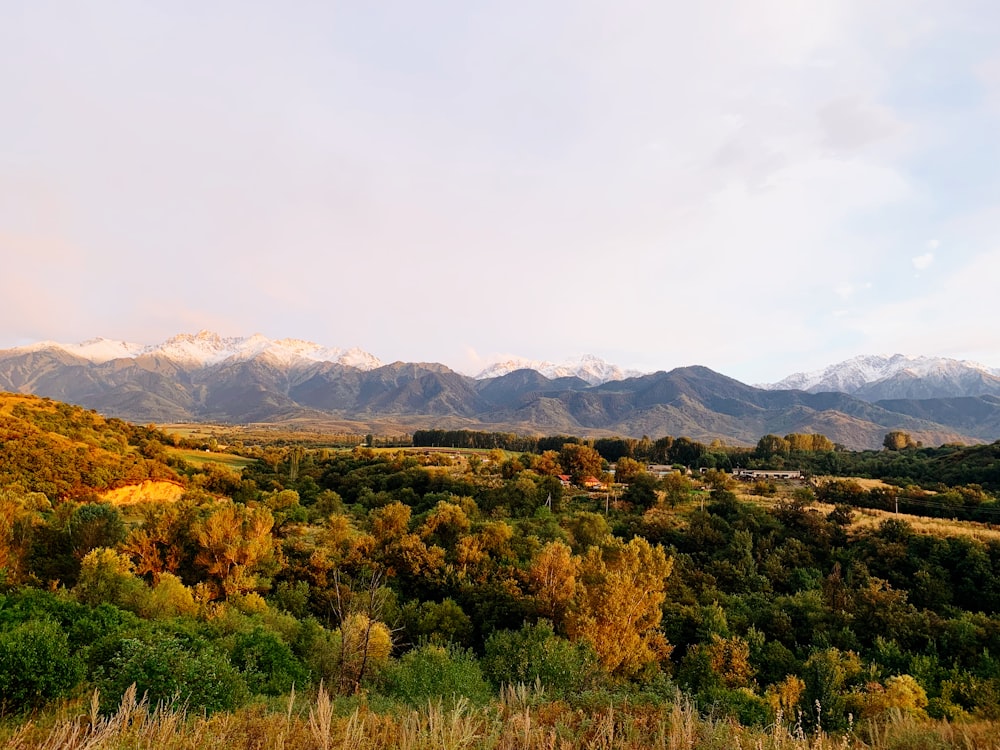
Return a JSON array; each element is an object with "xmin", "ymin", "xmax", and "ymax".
[{"xmin": 3, "ymin": 1, "xmax": 1000, "ymax": 384}]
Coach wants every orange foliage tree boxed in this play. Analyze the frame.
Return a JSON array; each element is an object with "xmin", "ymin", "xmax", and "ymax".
[
  {"xmin": 193, "ymin": 501, "xmax": 275, "ymax": 598},
  {"xmin": 527, "ymin": 540, "xmax": 578, "ymax": 628},
  {"xmin": 565, "ymin": 536, "xmax": 673, "ymax": 677}
]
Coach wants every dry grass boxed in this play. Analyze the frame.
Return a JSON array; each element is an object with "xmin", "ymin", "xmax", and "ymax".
[
  {"xmin": 829, "ymin": 503, "xmax": 1000, "ymax": 543},
  {"xmin": 0, "ymin": 393, "xmax": 59, "ymax": 416},
  {"xmin": 99, "ymin": 480, "xmax": 187, "ymax": 507},
  {"xmin": 727, "ymin": 478, "xmax": 1000, "ymax": 544},
  {"xmin": 5, "ymin": 687, "xmax": 1000, "ymax": 750},
  {"xmin": 164, "ymin": 448, "xmax": 257, "ymax": 470}
]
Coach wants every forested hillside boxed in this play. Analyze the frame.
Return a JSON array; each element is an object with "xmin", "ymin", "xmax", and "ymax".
[
  {"xmin": 0, "ymin": 394, "xmax": 177, "ymax": 498},
  {"xmin": 3, "ymin": 398, "xmax": 1000, "ymax": 747}
]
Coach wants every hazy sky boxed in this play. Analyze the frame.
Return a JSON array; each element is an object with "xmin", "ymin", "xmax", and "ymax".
[{"xmin": 3, "ymin": 1, "xmax": 1000, "ymax": 383}]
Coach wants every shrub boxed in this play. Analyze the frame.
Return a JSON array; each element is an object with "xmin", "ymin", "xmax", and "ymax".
[
  {"xmin": 700, "ymin": 685, "xmax": 771, "ymax": 726},
  {"xmin": 96, "ymin": 635, "xmax": 248, "ymax": 714},
  {"xmin": 483, "ymin": 621, "xmax": 599, "ymax": 696},
  {"xmin": 399, "ymin": 598, "xmax": 473, "ymax": 648},
  {"xmin": 0, "ymin": 619, "xmax": 84, "ymax": 713},
  {"xmin": 230, "ymin": 627, "xmax": 308, "ymax": 696},
  {"xmin": 379, "ymin": 642, "xmax": 492, "ymax": 707}
]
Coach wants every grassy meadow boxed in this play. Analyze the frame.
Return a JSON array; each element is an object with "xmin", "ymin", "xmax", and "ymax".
[{"xmin": 7, "ymin": 684, "xmax": 1000, "ymax": 750}]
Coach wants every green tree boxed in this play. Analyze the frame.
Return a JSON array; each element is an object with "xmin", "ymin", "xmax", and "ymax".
[
  {"xmin": 756, "ymin": 434, "xmax": 790, "ymax": 460},
  {"xmin": 668, "ymin": 437, "xmax": 705, "ymax": 467},
  {"xmin": 661, "ymin": 471, "xmax": 693, "ymax": 507},
  {"xmin": 399, "ymin": 598, "xmax": 473, "ymax": 647},
  {"xmin": 622, "ymin": 472, "xmax": 660, "ymax": 510},
  {"xmin": 69, "ymin": 503, "xmax": 126, "ymax": 559},
  {"xmin": 0, "ymin": 620, "xmax": 84, "ymax": 713},
  {"xmin": 483, "ymin": 621, "xmax": 599, "ymax": 696},
  {"xmin": 801, "ymin": 647, "xmax": 863, "ymax": 730},
  {"xmin": 74, "ymin": 547, "xmax": 149, "ymax": 612},
  {"xmin": 564, "ymin": 512, "xmax": 611, "ymax": 552}
]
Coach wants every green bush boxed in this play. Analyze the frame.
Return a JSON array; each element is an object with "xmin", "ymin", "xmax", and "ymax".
[
  {"xmin": 0, "ymin": 619, "xmax": 84, "ymax": 713},
  {"xmin": 699, "ymin": 686, "xmax": 771, "ymax": 727},
  {"xmin": 379, "ymin": 642, "xmax": 492, "ymax": 707},
  {"xmin": 96, "ymin": 635, "xmax": 248, "ymax": 714},
  {"xmin": 230, "ymin": 627, "xmax": 308, "ymax": 696},
  {"xmin": 0, "ymin": 589, "xmax": 139, "ymax": 657},
  {"xmin": 483, "ymin": 621, "xmax": 599, "ymax": 696},
  {"xmin": 399, "ymin": 598, "xmax": 473, "ymax": 647}
]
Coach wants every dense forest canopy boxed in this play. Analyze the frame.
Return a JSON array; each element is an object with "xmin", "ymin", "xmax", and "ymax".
[{"xmin": 3, "ymin": 393, "xmax": 1000, "ymax": 746}]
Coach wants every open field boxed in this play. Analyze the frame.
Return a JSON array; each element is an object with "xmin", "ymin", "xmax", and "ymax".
[
  {"xmin": 162, "ymin": 419, "xmax": 424, "ymax": 446},
  {"xmin": 729, "ymin": 478, "xmax": 1000, "ymax": 543},
  {"xmin": 837, "ymin": 503, "xmax": 1000, "ymax": 542},
  {"xmin": 164, "ymin": 447, "xmax": 257, "ymax": 470}
]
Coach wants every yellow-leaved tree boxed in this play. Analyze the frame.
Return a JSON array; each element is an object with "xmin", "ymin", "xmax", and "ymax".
[
  {"xmin": 193, "ymin": 501, "xmax": 275, "ymax": 598},
  {"xmin": 527, "ymin": 540, "xmax": 578, "ymax": 629},
  {"xmin": 0, "ymin": 489, "xmax": 44, "ymax": 584},
  {"xmin": 565, "ymin": 536, "xmax": 673, "ymax": 678}
]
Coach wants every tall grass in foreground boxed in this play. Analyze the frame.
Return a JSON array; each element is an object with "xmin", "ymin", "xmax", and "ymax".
[{"xmin": 4, "ymin": 684, "xmax": 1000, "ymax": 750}]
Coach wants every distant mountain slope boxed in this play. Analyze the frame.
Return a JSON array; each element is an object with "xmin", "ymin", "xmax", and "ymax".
[
  {"xmin": 474, "ymin": 368, "xmax": 590, "ymax": 407},
  {"xmin": 484, "ymin": 367, "xmax": 970, "ymax": 447},
  {"xmin": 2, "ymin": 337, "xmax": 999, "ymax": 449},
  {"xmin": 873, "ymin": 395, "xmax": 1000, "ymax": 440},
  {"xmin": 763, "ymin": 354, "xmax": 1000, "ymax": 399},
  {"xmin": 474, "ymin": 354, "xmax": 644, "ymax": 385}
]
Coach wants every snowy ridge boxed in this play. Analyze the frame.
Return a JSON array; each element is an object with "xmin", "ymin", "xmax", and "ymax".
[
  {"xmin": 17, "ymin": 338, "xmax": 147, "ymax": 363},
  {"xmin": 9, "ymin": 331, "xmax": 383, "ymax": 370},
  {"xmin": 475, "ymin": 354, "xmax": 645, "ymax": 385},
  {"xmin": 760, "ymin": 354, "xmax": 1000, "ymax": 394}
]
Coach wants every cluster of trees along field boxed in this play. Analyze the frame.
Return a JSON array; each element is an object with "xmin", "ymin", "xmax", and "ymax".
[{"xmin": 6, "ymin": 395, "xmax": 1000, "ymax": 737}]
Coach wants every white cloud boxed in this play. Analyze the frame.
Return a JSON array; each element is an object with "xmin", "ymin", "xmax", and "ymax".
[
  {"xmin": 843, "ymin": 249, "xmax": 1000, "ymax": 358},
  {"xmin": 834, "ymin": 283, "xmax": 856, "ymax": 299},
  {"xmin": 2, "ymin": 1, "xmax": 998, "ymax": 382},
  {"xmin": 818, "ymin": 95, "xmax": 904, "ymax": 152}
]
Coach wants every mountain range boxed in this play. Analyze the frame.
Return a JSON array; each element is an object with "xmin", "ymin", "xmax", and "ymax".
[
  {"xmin": 3, "ymin": 333, "xmax": 1000, "ymax": 450},
  {"xmin": 759, "ymin": 354, "xmax": 1000, "ymax": 401}
]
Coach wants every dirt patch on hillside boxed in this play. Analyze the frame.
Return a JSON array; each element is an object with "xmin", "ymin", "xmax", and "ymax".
[{"xmin": 101, "ymin": 480, "xmax": 185, "ymax": 506}]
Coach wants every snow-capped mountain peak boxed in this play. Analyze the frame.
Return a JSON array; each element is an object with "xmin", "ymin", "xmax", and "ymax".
[
  {"xmin": 760, "ymin": 354, "xmax": 1000, "ymax": 394},
  {"xmin": 475, "ymin": 354, "xmax": 645, "ymax": 385},
  {"xmin": 16, "ymin": 337, "xmax": 148, "ymax": 363},
  {"xmin": 155, "ymin": 331, "xmax": 244, "ymax": 365},
  {"xmin": 9, "ymin": 332, "xmax": 384, "ymax": 370}
]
